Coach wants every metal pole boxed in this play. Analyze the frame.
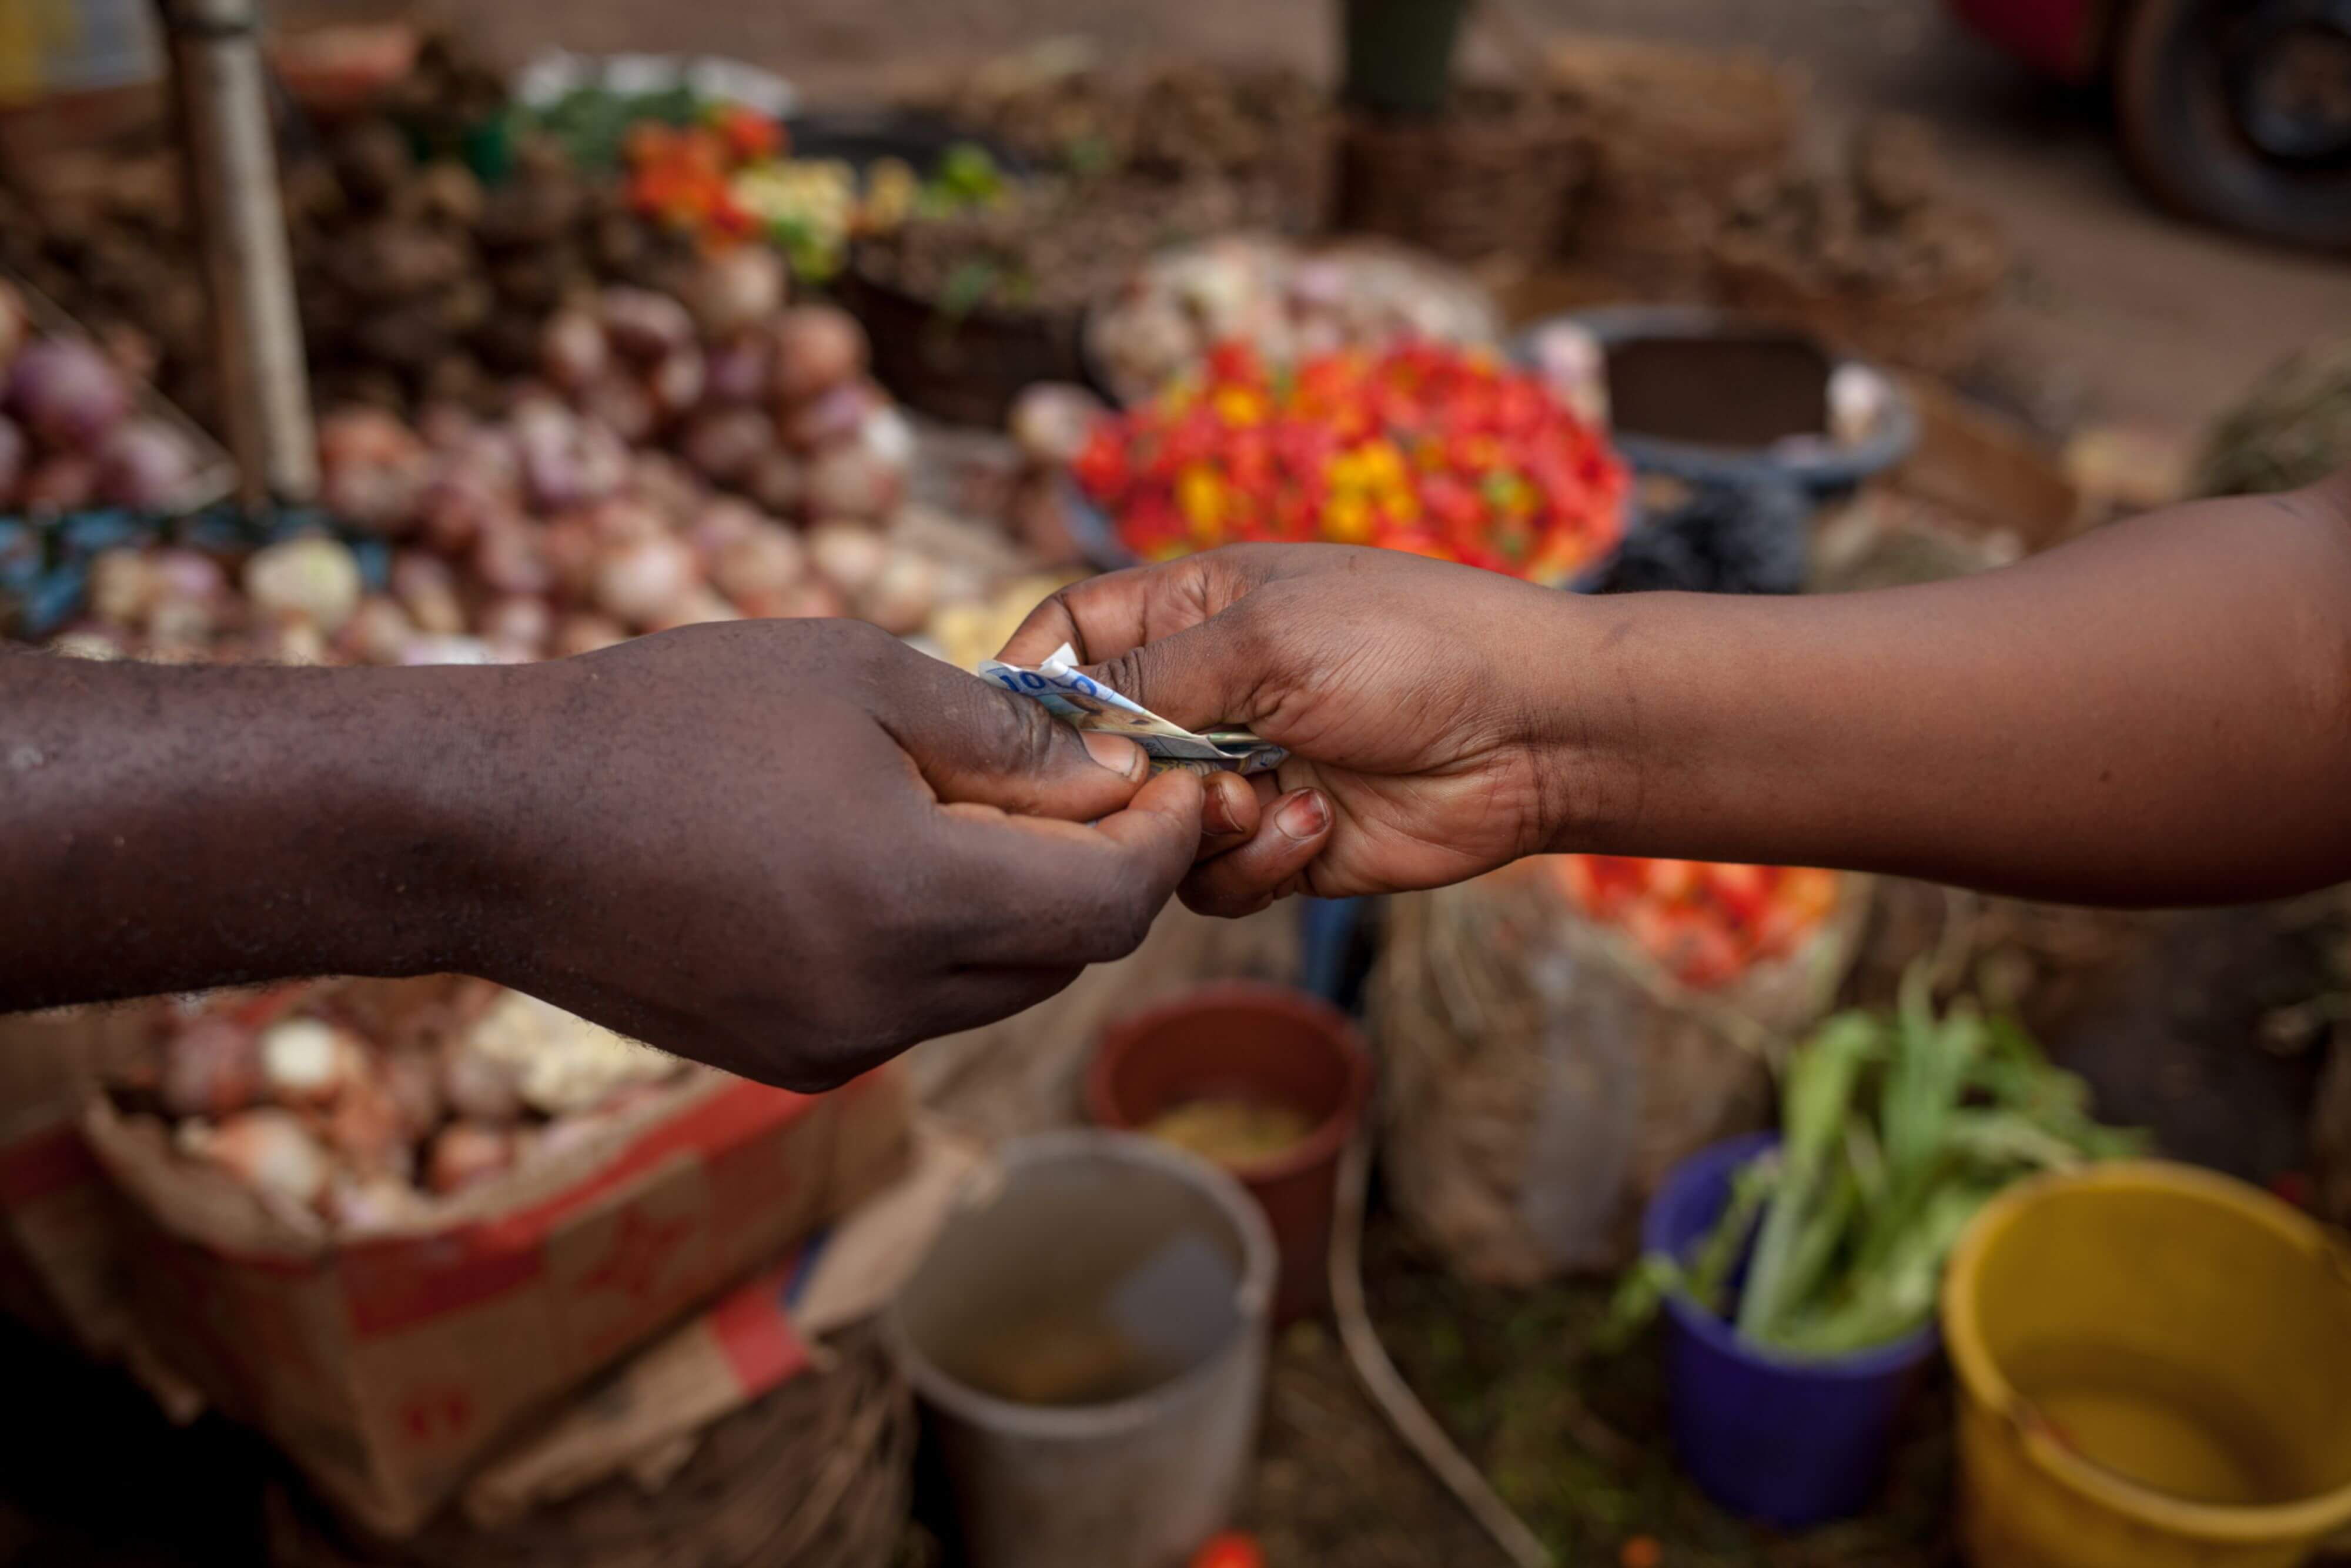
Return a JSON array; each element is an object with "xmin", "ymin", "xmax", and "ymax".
[{"xmin": 158, "ymin": 0, "xmax": 316, "ymax": 507}]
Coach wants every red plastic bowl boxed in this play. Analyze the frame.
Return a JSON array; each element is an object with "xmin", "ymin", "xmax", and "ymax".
[{"xmin": 1088, "ymin": 983, "xmax": 1372, "ymax": 1326}]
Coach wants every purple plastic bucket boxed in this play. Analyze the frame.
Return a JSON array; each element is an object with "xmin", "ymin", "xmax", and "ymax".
[{"xmin": 1644, "ymin": 1132, "xmax": 1941, "ymax": 1528}]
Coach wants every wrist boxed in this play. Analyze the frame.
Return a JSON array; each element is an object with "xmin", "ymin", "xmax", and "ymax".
[
  {"xmin": 1503, "ymin": 582, "xmax": 1648, "ymax": 852},
  {"xmin": 342, "ymin": 661, "xmax": 545, "ymax": 981}
]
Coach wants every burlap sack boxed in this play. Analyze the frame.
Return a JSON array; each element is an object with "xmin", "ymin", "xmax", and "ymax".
[{"xmin": 1372, "ymin": 861, "xmax": 1871, "ymax": 1285}]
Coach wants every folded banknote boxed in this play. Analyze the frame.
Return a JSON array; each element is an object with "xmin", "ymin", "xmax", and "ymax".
[{"xmin": 977, "ymin": 643, "xmax": 1285, "ymax": 776}]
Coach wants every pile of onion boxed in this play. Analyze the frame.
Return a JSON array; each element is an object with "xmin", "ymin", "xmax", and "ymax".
[
  {"xmin": 0, "ymin": 280, "xmax": 205, "ymax": 514},
  {"xmin": 119, "ymin": 979, "xmax": 692, "ymax": 1235}
]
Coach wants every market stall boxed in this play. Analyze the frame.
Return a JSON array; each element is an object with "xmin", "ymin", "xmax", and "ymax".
[{"xmin": 4, "ymin": 11, "xmax": 2347, "ymax": 1568}]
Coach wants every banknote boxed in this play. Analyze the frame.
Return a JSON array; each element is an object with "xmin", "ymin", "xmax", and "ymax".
[{"xmin": 978, "ymin": 643, "xmax": 1286, "ymax": 776}]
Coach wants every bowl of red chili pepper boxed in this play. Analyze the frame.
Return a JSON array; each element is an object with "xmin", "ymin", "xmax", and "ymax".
[{"xmin": 1062, "ymin": 339, "xmax": 1634, "ymax": 586}]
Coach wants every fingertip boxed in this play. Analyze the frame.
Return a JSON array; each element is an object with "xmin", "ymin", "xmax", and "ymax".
[
  {"xmin": 1132, "ymin": 763, "xmax": 1207, "ymax": 823},
  {"xmin": 1273, "ymin": 787, "xmax": 1331, "ymax": 844},
  {"xmin": 1202, "ymin": 770, "xmax": 1259, "ymax": 839},
  {"xmin": 1079, "ymin": 728, "xmax": 1148, "ymax": 781}
]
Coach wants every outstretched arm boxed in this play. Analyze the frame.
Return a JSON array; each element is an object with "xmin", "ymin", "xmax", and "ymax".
[
  {"xmin": 1003, "ymin": 470, "xmax": 2351, "ymax": 912},
  {"xmin": 2, "ymin": 620, "xmax": 1208, "ymax": 1089}
]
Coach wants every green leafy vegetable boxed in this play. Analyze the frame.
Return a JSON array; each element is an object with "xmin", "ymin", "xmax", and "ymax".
[{"xmin": 1606, "ymin": 964, "xmax": 2146, "ymax": 1361}]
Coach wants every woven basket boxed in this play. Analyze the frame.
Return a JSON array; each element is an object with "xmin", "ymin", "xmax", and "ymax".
[
  {"xmin": 1708, "ymin": 214, "xmax": 2008, "ymax": 376},
  {"xmin": 265, "ymin": 1328, "xmax": 914, "ymax": 1568},
  {"xmin": 1546, "ymin": 37, "xmax": 1804, "ymax": 293},
  {"xmin": 1246, "ymin": 113, "xmax": 1341, "ymax": 237},
  {"xmin": 1339, "ymin": 88, "xmax": 1588, "ymax": 265}
]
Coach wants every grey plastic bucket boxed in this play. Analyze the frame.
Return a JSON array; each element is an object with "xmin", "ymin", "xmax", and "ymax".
[{"xmin": 884, "ymin": 1129, "xmax": 1276, "ymax": 1568}]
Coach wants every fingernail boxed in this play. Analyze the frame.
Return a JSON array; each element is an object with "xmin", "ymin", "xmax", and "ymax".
[
  {"xmin": 1203, "ymin": 774, "xmax": 1247, "ymax": 835},
  {"xmin": 1275, "ymin": 789, "xmax": 1329, "ymax": 841},
  {"xmin": 1082, "ymin": 730, "xmax": 1146, "ymax": 778}
]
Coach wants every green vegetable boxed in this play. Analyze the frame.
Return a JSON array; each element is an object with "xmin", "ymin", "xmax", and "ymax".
[
  {"xmin": 931, "ymin": 142, "xmax": 1006, "ymax": 203},
  {"xmin": 1608, "ymin": 965, "xmax": 2146, "ymax": 1361}
]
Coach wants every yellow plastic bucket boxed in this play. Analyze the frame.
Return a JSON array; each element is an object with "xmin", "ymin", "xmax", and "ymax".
[{"xmin": 1943, "ymin": 1161, "xmax": 2351, "ymax": 1568}]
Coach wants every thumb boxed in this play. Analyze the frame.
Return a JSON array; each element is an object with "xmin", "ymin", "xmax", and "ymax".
[
  {"xmin": 889, "ymin": 658, "xmax": 1152, "ymax": 822},
  {"xmin": 1088, "ymin": 607, "xmax": 1273, "ymax": 734}
]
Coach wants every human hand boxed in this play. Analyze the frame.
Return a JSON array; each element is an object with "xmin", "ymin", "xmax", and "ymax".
[
  {"xmin": 1001, "ymin": 544, "xmax": 1591, "ymax": 913},
  {"xmin": 468, "ymin": 620, "xmax": 1208, "ymax": 1089}
]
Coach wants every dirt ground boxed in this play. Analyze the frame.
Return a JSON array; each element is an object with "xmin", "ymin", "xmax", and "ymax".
[{"xmin": 427, "ymin": 0, "xmax": 2351, "ymax": 443}]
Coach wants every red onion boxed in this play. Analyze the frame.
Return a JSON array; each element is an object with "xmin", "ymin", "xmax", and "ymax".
[
  {"xmin": 645, "ymin": 589, "xmax": 743, "ymax": 632},
  {"xmin": 258, "ymin": 1017, "xmax": 364, "ymax": 1106},
  {"xmin": 647, "ymin": 346, "xmax": 706, "ymax": 422},
  {"xmin": 1009, "ymin": 383, "xmax": 1108, "ymax": 467},
  {"xmin": 322, "ymin": 1072, "xmax": 410, "ymax": 1180},
  {"xmin": 254, "ymin": 617, "xmax": 331, "ymax": 667},
  {"xmin": 570, "ymin": 417, "xmax": 631, "ymax": 509},
  {"xmin": 626, "ymin": 450, "xmax": 704, "ymax": 520},
  {"xmin": 807, "ymin": 520, "xmax": 889, "ymax": 597},
  {"xmin": 859, "ymin": 547, "xmax": 942, "ymax": 635},
  {"xmin": 392, "ymin": 551, "xmax": 467, "ymax": 636},
  {"xmin": 94, "ymin": 419, "xmax": 198, "ymax": 509},
  {"xmin": 577, "ymin": 374, "xmax": 656, "ymax": 446},
  {"xmin": 768, "ymin": 578, "xmax": 848, "ymax": 619},
  {"xmin": 771, "ymin": 306, "xmax": 868, "ymax": 405},
  {"xmin": 146, "ymin": 593, "xmax": 220, "ymax": 650},
  {"xmin": 19, "ymin": 453, "xmax": 97, "ymax": 513},
  {"xmin": 480, "ymin": 594, "xmax": 553, "ymax": 658},
  {"xmin": 540, "ymin": 308, "xmax": 611, "ymax": 393},
  {"xmin": 594, "ymin": 534, "xmax": 701, "ymax": 627},
  {"xmin": 160, "ymin": 1018, "xmax": 262, "ymax": 1121},
  {"xmin": 536, "ymin": 514, "xmax": 600, "ymax": 600},
  {"xmin": 418, "ymin": 470, "xmax": 504, "ymax": 553},
  {"xmin": 319, "ymin": 406, "xmax": 432, "ymax": 534},
  {"xmin": 416, "ymin": 401, "xmax": 479, "ymax": 453},
  {"xmin": 245, "ymin": 537, "xmax": 363, "ymax": 634},
  {"xmin": 379, "ymin": 1049, "xmax": 444, "ymax": 1139},
  {"xmin": 804, "ymin": 443, "xmax": 904, "ymax": 521},
  {"xmin": 857, "ymin": 403, "xmax": 916, "ymax": 471},
  {"xmin": 682, "ymin": 245, "xmax": 785, "ymax": 339},
  {"xmin": 336, "ymin": 595, "xmax": 416, "ymax": 665},
  {"xmin": 426, "ymin": 1122, "xmax": 515, "ymax": 1195},
  {"xmin": 88, "ymin": 549, "xmax": 154, "ymax": 627},
  {"xmin": 678, "ymin": 404, "xmax": 772, "ymax": 486},
  {"xmin": 711, "ymin": 522, "xmax": 809, "ymax": 606},
  {"xmin": 471, "ymin": 514, "xmax": 554, "ymax": 597},
  {"xmin": 703, "ymin": 330, "xmax": 775, "ymax": 406},
  {"xmin": 182, "ymin": 1109, "xmax": 331, "ymax": 1211},
  {"xmin": 7, "ymin": 337, "xmax": 129, "ymax": 451},
  {"xmin": 586, "ymin": 496, "xmax": 667, "ymax": 547},
  {"xmin": 598, "ymin": 287, "xmax": 695, "ymax": 362},
  {"xmin": 684, "ymin": 496, "xmax": 765, "ymax": 565},
  {"xmin": 148, "ymin": 547, "xmax": 229, "ymax": 606},
  {"xmin": 780, "ymin": 378, "xmax": 880, "ymax": 451},
  {"xmin": 552, "ymin": 612, "xmax": 629, "ymax": 657},
  {"xmin": 744, "ymin": 448, "xmax": 806, "ymax": 516},
  {"xmin": 518, "ymin": 404, "xmax": 628, "ymax": 511}
]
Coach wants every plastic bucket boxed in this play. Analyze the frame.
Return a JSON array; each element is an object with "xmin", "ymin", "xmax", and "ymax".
[
  {"xmin": 1514, "ymin": 306, "xmax": 1919, "ymax": 501},
  {"xmin": 1644, "ymin": 1132, "xmax": 1941, "ymax": 1527},
  {"xmin": 1088, "ymin": 983, "xmax": 1372, "ymax": 1325},
  {"xmin": 1942, "ymin": 1161, "xmax": 2351, "ymax": 1568},
  {"xmin": 883, "ymin": 1131, "xmax": 1275, "ymax": 1568}
]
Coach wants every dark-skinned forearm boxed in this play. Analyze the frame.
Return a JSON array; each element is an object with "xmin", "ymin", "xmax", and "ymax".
[
  {"xmin": 1544, "ymin": 476, "xmax": 2351, "ymax": 905},
  {"xmin": 0, "ymin": 650, "xmax": 524, "ymax": 1010}
]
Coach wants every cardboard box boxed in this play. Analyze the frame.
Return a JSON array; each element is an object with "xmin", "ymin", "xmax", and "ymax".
[
  {"xmin": 85, "ymin": 1061, "xmax": 911, "ymax": 1536},
  {"xmin": 0, "ymin": 1005, "xmax": 151, "ymax": 1356}
]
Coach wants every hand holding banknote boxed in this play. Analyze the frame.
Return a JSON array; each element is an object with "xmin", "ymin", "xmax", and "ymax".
[{"xmin": 1000, "ymin": 545, "xmax": 1580, "ymax": 914}]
